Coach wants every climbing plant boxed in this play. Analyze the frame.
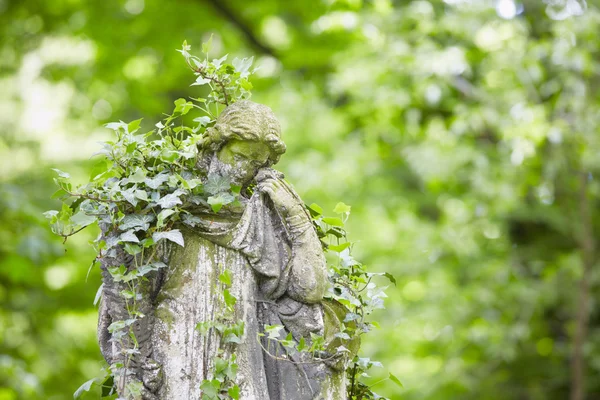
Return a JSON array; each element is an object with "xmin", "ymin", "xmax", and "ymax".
[{"xmin": 45, "ymin": 39, "xmax": 399, "ymax": 399}]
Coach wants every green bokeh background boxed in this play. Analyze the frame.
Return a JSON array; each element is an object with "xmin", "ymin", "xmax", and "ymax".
[{"xmin": 2, "ymin": 0, "xmax": 600, "ymax": 399}]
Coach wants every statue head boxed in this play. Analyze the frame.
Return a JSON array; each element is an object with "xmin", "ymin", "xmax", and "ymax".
[{"xmin": 200, "ymin": 100, "xmax": 286, "ymax": 186}]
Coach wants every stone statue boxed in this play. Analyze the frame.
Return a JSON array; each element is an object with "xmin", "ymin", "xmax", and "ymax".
[{"xmin": 98, "ymin": 100, "xmax": 347, "ymax": 399}]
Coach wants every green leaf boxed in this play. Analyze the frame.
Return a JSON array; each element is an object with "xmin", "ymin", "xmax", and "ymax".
[
  {"xmin": 93, "ymin": 283, "xmax": 103, "ymax": 306},
  {"xmin": 145, "ymin": 174, "xmax": 169, "ymax": 189},
  {"xmin": 322, "ymin": 217, "xmax": 344, "ymax": 227},
  {"xmin": 232, "ymin": 56, "xmax": 253, "ymax": 78},
  {"xmin": 51, "ymin": 189, "xmax": 68, "ymax": 199},
  {"xmin": 157, "ymin": 209, "xmax": 176, "ymax": 228},
  {"xmin": 120, "ymin": 230, "xmax": 140, "ymax": 243},
  {"xmin": 200, "ymin": 378, "xmax": 219, "ymax": 397},
  {"xmin": 127, "ymin": 118, "xmax": 143, "ymax": 133},
  {"xmin": 134, "ymin": 190, "xmax": 148, "ymax": 201},
  {"xmin": 328, "ymin": 242, "xmax": 351, "ymax": 253},
  {"xmin": 389, "ymin": 373, "xmax": 403, "ymax": 388},
  {"xmin": 308, "ymin": 203, "xmax": 323, "ymax": 217},
  {"xmin": 207, "ymin": 193, "xmax": 235, "ymax": 213},
  {"xmin": 219, "ymin": 270, "xmax": 232, "ymax": 286},
  {"xmin": 384, "ymin": 272, "xmax": 397, "ymax": 286},
  {"xmin": 264, "ymin": 324, "xmax": 284, "ymax": 339},
  {"xmin": 174, "ymin": 98, "xmax": 193, "ymax": 115},
  {"xmin": 160, "ymin": 148, "xmax": 180, "ymax": 162},
  {"xmin": 90, "ymin": 159, "xmax": 110, "ymax": 181},
  {"xmin": 105, "ymin": 121, "xmax": 128, "ymax": 131},
  {"xmin": 52, "ymin": 168, "xmax": 71, "ymax": 179},
  {"xmin": 204, "ymin": 173, "xmax": 230, "ymax": 195},
  {"xmin": 100, "ymin": 375, "xmax": 114, "ymax": 397},
  {"xmin": 71, "ymin": 211, "xmax": 96, "ymax": 228},
  {"xmin": 228, "ymin": 385, "xmax": 240, "ymax": 400},
  {"xmin": 73, "ymin": 378, "xmax": 96, "ymax": 399},
  {"xmin": 124, "ymin": 243, "xmax": 142, "ymax": 255},
  {"xmin": 193, "ymin": 116, "xmax": 211, "ymax": 126},
  {"xmin": 128, "ymin": 168, "xmax": 146, "ymax": 183},
  {"xmin": 202, "ymin": 34, "xmax": 213, "ymax": 55},
  {"xmin": 223, "ymin": 289, "xmax": 237, "ymax": 308},
  {"xmin": 152, "ymin": 229, "xmax": 185, "ymax": 247},
  {"xmin": 333, "ymin": 202, "xmax": 351, "ymax": 214},
  {"xmin": 119, "ymin": 214, "xmax": 154, "ymax": 231},
  {"xmin": 297, "ymin": 336, "xmax": 306, "ymax": 352},
  {"xmin": 157, "ymin": 192, "xmax": 183, "ymax": 209}
]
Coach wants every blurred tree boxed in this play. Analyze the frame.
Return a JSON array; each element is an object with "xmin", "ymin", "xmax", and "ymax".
[{"xmin": 1, "ymin": 0, "xmax": 599, "ymax": 399}]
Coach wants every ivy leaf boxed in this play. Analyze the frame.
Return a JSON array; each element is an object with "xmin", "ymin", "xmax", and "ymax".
[
  {"xmin": 156, "ymin": 209, "xmax": 176, "ymax": 228},
  {"xmin": 127, "ymin": 118, "xmax": 143, "ymax": 134},
  {"xmin": 232, "ymin": 56, "xmax": 254, "ymax": 78},
  {"xmin": 228, "ymin": 385, "xmax": 240, "ymax": 400},
  {"xmin": 212, "ymin": 54, "xmax": 228, "ymax": 69},
  {"xmin": 128, "ymin": 168, "xmax": 146, "ymax": 183},
  {"xmin": 105, "ymin": 121, "xmax": 128, "ymax": 131},
  {"xmin": 174, "ymin": 98, "xmax": 193, "ymax": 115},
  {"xmin": 121, "ymin": 188, "xmax": 138, "ymax": 206},
  {"xmin": 308, "ymin": 203, "xmax": 323, "ymax": 217},
  {"xmin": 71, "ymin": 211, "xmax": 96, "ymax": 227},
  {"xmin": 100, "ymin": 375, "xmax": 114, "ymax": 397},
  {"xmin": 145, "ymin": 174, "xmax": 169, "ymax": 189},
  {"xmin": 333, "ymin": 202, "xmax": 351, "ymax": 214},
  {"xmin": 202, "ymin": 34, "xmax": 213, "ymax": 54},
  {"xmin": 119, "ymin": 214, "xmax": 154, "ymax": 231},
  {"xmin": 264, "ymin": 324, "xmax": 284, "ymax": 340},
  {"xmin": 219, "ymin": 270, "xmax": 232, "ymax": 286},
  {"xmin": 328, "ymin": 242, "xmax": 351, "ymax": 253},
  {"xmin": 322, "ymin": 217, "xmax": 344, "ymax": 227},
  {"xmin": 157, "ymin": 192, "xmax": 183, "ymax": 209},
  {"xmin": 51, "ymin": 168, "xmax": 71, "ymax": 179},
  {"xmin": 389, "ymin": 373, "xmax": 403, "ymax": 388},
  {"xmin": 137, "ymin": 262, "xmax": 167, "ymax": 277},
  {"xmin": 297, "ymin": 336, "xmax": 306, "ymax": 352},
  {"xmin": 90, "ymin": 159, "xmax": 110, "ymax": 181},
  {"xmin": 344, "ymin": 313, "xmax": 361, "ymax": 323},
  {"xmin": 384, "ymin": 272, "xmax": 397, "ymax": 286},
  {"xmin": 334, "ymin": 332, "xmax": 351, "ymax": 340},
  {"xmin": 73, "ymin": 378, "xmax": 96, "ymax": 399},
  {"xmin": 182, "ymin": 214, "xmax": 202, "ymax": 227},
  {"xmin": 152, "ymin": 229, "xmax": 185, "ymax": 247},
  {"xmin": 191, "ymin": 76, "xmax": 211, "ymax": 86},
  {"xmin": 200, "ymin": 379, "xmax": 219, "ymax": 398},
  {"xmin": 120, "ymin": 230, "xmax": 140, "ymax": 243},
  {"xmin": 223, "ymin": 289, "xmax": 237, "ymax": 308},
  {"xmin": 204, "ymin": 173, "xmax": 231, "ymax": 195},
  {"xmin": 134, "ymin": 190, "xmax": 148, "ymax": 201},
  {"xmin": 207, "ymin": 193, "xmax": 235, "ymax": 213},
  {"xmin": 93, "ymin": 283, "xmax": 103, "ymax": 306},
  {"xmin": 193, "ymin": 116, "xmax": 211, "ymax": 126}
]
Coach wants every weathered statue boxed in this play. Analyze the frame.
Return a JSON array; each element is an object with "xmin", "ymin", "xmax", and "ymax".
[{"xmin": 98, "ymin": 100, "xmax": 346, "ymax": 399}]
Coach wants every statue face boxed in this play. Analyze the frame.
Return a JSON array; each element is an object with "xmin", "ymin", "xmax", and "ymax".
[{"xmin": 216, "ymin": 140, "xmax": 271, "ymax": 186}]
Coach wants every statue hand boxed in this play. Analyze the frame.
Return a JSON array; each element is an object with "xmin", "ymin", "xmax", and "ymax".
[{"xmin": 257, "ymin": 175, "xmax": 304, "ymax": 219}]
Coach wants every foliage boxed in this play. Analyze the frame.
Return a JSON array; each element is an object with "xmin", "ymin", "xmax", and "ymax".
[
  {"xmin": 311, "ymin": 202, "xmax": 401, "ymax": 398},
  {"xmin": 44, "ymin": 40, "xmax": 393, "ymax": 399},
  {"xmin": 44, "ymin": 42, "xmax": 253, "ymax": 397},
  {"xmin": 2, "ymin": 1, "xmax": 600, "ymax": 399}
]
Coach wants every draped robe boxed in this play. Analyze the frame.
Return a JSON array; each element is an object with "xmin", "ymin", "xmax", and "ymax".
[{"xmin": 98, "ymin": 173, "xmax": 346, "ymax": 399}]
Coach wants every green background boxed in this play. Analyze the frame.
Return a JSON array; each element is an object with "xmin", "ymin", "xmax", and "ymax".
[{"xmin": 1, "ymin": 0, "xmax": 600, "ymax": 399}]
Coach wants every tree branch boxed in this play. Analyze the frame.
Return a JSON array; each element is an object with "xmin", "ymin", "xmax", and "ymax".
[
  {"xmin": 570, "ymin": 171, "xmax": 595, "ymax": 400},
  {"xmin": 203, "ymin": 0, "xmax": 277, "ymax": 58}
]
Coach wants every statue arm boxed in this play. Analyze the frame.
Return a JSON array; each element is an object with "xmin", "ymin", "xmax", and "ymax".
[
  {"xmin": 258, "ymin": 175, "xmax": 328, "ymax": 304},
  {"xmin": 284, "ymin": 210, "xmax": 328, "ymax": 303}
]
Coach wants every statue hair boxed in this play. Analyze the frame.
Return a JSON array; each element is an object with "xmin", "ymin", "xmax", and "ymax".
[{"xmin": 197, "ymin": 100, "xmax": 286, "ymax": 174}]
